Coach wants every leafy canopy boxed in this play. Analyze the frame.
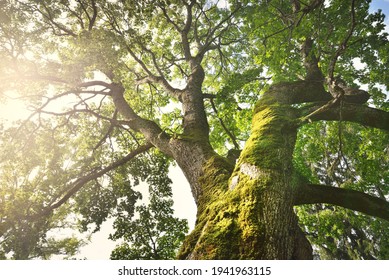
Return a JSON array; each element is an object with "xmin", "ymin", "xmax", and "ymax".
[{"xmin": 0, "ymin": 0, "xmax": 388, "ymax": 259}]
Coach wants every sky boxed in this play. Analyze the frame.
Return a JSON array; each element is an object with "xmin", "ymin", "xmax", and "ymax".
[
  {"xmin": 371, "ymin": 0, "xmax": 389, "ymax": 15},
  {"xmin": 370, "ymin": 0, "xmax": 389, "ymax": 30},
  {"xmin": 0, "ymin": 0, "xmax": 388, "ymax": 260}
]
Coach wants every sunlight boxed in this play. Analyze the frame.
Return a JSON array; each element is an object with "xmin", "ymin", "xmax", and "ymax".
[{"xmin": 0, "ymin": 95, "xmax": 30, "ymax": 124}]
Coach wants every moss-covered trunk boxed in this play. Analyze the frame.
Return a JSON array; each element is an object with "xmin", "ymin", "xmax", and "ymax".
[{"xmin": 178, "ymin": 84, "xmax": 313, "ymax": 259}]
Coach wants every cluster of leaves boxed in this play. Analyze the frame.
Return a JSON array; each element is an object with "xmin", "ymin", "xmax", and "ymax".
[
  {"xmin": 0, "ymin": 119, "xmax": 87, "ymax": 259},
  {"xmin": 110, "ymin": 153, "xmax": 188, "ymax": 260}
]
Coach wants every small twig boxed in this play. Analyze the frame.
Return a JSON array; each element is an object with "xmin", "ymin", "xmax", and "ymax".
[{"xmin": 299, "ymin": 96, "xmax": 341, "ymax": 124}]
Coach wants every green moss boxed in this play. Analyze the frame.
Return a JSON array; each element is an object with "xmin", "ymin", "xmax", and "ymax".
[
  {"xmin": 196, "ymin": 155, "xmax": 233, "ymax": 213},
  {"xmin": 238, "ymin": 97, "xmax": 298, "ymax": 170},
  {"xmin": 179, "ymin": 161, "xmax": 275, "ymax": 259},
  {"xmin": 179, "ymin": 87, "xmax": 301, "ymax": 259}
]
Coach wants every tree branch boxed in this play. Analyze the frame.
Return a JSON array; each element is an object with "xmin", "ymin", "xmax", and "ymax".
[
  {"xmin": 93, "ymin": 110, "xmax": 118, "ymax": 151},
  {"xmin": 209, "ymin": 98, "xmax": 240, "ymax": 150},
  {"xmin": 29, "ymin": 143, "xmax": 154, "ymax": 220},
  {"xmin": 121, "ymin": 41, "xmax": 183, "ymax": 100},
  {"xmin": 294, "ymin": 184, "xmax": 389, "ymax": 221},
  {"xmin": 109, "ymin": 83, "xmax": 172, "ymax": 156},
  {"xmin": 181, "ymin": 1, "xmax": 195, "ymax": 60},
  {"xmin": 299, "ymin": 103, "xmax": 389, "ymax": 131},
  {"xmin": 198, "ymin": 5, "xmax": 242, "ymax": 58},
  {"xmin": 327, "ymin": 0, "xmax": 356, "ymax": 81},
  {"xmin": 135, "ymin": 44, "xmax": 184, "ymax": 98},
  {"xmin": 37, "ymin": 2, "xmax": 78, "ymax": 37},
  {"xmin": 158, "ymin": 4, "xmax": 182, "ymax": 32},
  {"xmin": 262, "ymin": 80, "xmax": 331, "ymax": 105}
]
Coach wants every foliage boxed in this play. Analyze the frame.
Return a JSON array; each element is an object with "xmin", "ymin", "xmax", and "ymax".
[
  {"xmin": 0, "ymin": 0, "xmax": 388, "ymax": 259},
  {"xmin": 110, "ymin": 155, "xmax": 188, "ymax": 260},
  {"xmin": 0, "ymin": 112, "xmax": 187, "ymax": 259},
  {"xmin": 294, "ymin": 122, "xmax": 389, "ymax": 259},
  {"xmin": 0, "ymin": 119, "xmax": 87, "ymax": 259}
]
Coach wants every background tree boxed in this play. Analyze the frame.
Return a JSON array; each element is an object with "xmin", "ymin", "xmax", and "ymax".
[
  {"xmin": 0, "ymin": 119, "xmax": 89, "ymax": 259},
  {"xmin": 0, "ymin": 0, "xmax": 388, "ymax": 259},
  {"xmin": 109, "ymin": 158, "xmax": 188, "ymax": 260}
]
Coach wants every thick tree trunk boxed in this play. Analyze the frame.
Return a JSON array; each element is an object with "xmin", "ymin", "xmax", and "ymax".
[{"xmin": 177, "ymin": 83, "xmax": 313, "ymax": 259}]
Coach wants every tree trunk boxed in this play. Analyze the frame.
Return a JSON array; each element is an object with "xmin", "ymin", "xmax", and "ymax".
[{"xmin": 177, "ymin": 83, "xmax": 313, "ymax": 259}]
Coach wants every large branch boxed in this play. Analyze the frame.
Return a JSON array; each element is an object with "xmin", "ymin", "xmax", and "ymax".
[
  {"xmin": 262, "ymin": 80, "xmax": 331, "ymax": 105},
  {"xmin": 299, "ymin": 102, "xmax": 389, "ymax": 131},
  {"xmin": 294, "ymin": 184, "xmax": 389, "ymax": 221},
  {"xmin": 181, "ymin": 1, "xmax": 195, "ymax": 60},
  {"xmin": 265, "ymin": 81, "xmax": 388, "ymax": 131},
  {"xmin": 109, "ymin": 83, "xmax": 173, "ymax": 156}
]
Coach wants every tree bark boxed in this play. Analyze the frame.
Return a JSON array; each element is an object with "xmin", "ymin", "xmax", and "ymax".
[{"xmin": 178, "ymin": 82, "xmax": 314, "ymax": 259}]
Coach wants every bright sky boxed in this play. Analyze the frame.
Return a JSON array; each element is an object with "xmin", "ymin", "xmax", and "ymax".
[
  {"xmin": 0, "ymin": 0, "xmax": 388, "ymax": 260},
  {"xmin": 0, "ymin": 96, "xmax": 30, "ymax": 124}
]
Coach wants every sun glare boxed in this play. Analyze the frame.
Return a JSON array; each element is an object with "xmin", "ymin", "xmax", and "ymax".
[{"xmin": 0, "ymin": 96, "xmax": 30, "ymax": 124}]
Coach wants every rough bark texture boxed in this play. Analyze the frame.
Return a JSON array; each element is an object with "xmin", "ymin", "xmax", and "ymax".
[{"xmin": 177, "ymin": 82, "xmax": 316, "ymax": 259}]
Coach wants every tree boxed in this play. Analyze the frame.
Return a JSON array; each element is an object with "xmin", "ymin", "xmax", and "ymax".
[
  {"xmin": 0, "ymin": 119, "xmax": 89, "ymax": 259},
  {"xmin": 0, "ymin": 0, "xmax": 388, "ymax": 259},
  {"xmin": 109, "ymin": 159, "xmax": 189, "ymax": 260}
]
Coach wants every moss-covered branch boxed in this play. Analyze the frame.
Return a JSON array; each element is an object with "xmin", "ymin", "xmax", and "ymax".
[{"xmin": 294, "ymin": 184, "xmax": 389, "ymax": 221}]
